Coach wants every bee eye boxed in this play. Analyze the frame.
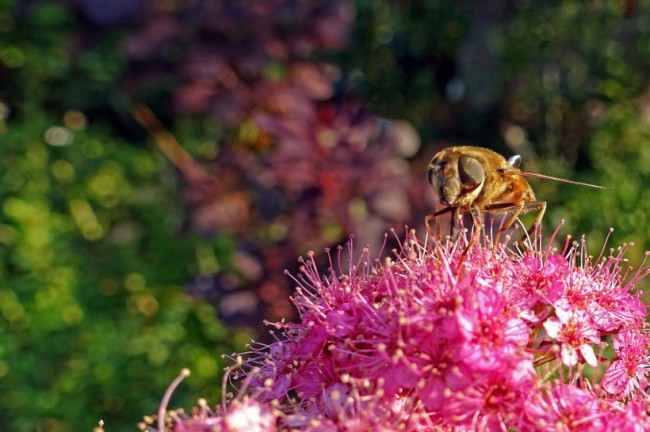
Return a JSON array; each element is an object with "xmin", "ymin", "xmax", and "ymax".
[
  {"xmin": 427, "ymin": 167, "xmax": 437, "ymax": 186},
  {"xmin": 458, "ymin": 155, "xmax": 484, "ymax": 189},
  {"xmin": 427, "ymin": 162, "xmax": 442, "ymax": 185}
]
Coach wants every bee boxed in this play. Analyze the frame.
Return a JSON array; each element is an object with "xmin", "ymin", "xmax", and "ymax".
[{"xmin": 426, "ymin": 146, "xmax": 605, "ymax": 252}]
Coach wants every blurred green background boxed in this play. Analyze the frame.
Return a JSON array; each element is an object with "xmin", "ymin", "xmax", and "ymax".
[{"xmin": 2, "ymin": 0, "xmax": 650, "ymax": 430}]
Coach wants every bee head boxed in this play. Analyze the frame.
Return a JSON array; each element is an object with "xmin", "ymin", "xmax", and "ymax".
[{"xmin": 428, "ymin": 151, "xmax": 485, "ymax": 206}]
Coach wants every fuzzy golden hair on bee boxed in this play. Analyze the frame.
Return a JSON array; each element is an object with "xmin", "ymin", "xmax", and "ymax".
[{"xmin": 425, "ymin": 146, "xmax": 604, "ymax": 260}]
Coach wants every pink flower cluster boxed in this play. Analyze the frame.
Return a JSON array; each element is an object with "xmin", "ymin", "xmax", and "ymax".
[{"xmin": 166, "ymin": 227, "xmax": 650, "ymax": 431}]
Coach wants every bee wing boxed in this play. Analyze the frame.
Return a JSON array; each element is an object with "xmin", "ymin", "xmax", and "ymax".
[
  {"xmin": 513, "ymin": 170, "xmax": 607, "ymax": 189},
  {"xmin": 507, "ymin": 155, "xmax": 522, "ymax": 168}
]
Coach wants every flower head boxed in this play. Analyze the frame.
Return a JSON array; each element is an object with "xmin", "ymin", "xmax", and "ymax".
[
  {"xmin": 602, "ymin": 328, "xmax": 650, "ymax": 398},
  {"xmin": 168, "ymin": 226, "xmax": 650, "ymax": 431}
]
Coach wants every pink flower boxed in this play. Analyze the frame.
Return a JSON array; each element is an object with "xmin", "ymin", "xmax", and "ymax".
[
  {"xmin": 223, "ymin": 399, "xmax": 277, "ymax": 432},
  {"xmin": 602, "ymin": 329, "xmax": 650, "ymax": 397},
  {"xmin": 164, "ymin": 227, "xmax": 650, "ymax": 431},
  {"xmin": 523, "ymin": 383, "xmax": 607, "ymax": 431},
  {"xmin": 170, "ymin": 398, "xmax": 277, "ymax": 432},
  {"xmin": 455, "ymin": 286, "xmax": 530, "ymax": 371},
  {"xmin": 419, "ymin": 356, "xmax": 536, "ymax": 429},
  {"xmin": 543, "ymin": 310, "xmax": 600, "ymax": 367},
  {"xmin": 513, "ymin": 254, "xmax": 569, "ymax": 305},
  {"xmin": 245, "ymin": 340, "xmax": 298, "ymax": 403}
]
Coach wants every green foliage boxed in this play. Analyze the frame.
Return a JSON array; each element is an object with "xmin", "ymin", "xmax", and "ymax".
[
  {"xmin": 498, "ymin": 0, "xmax": 650, "ymax": 263},
  {"xmin": 0, "ymin": 2, "xmax": 244, "ymax": 431},
  {"xmin": 0, "ymin": 112, "xmax": 247, "ymax": 432},
  {"xmin": 499, "ymin": 0, "xmax": 650, "ymax": 155},
  {"xmin": 340, "ymin": 0, "xmax": 468, "ymax": 128},
  {"xmin": 572, "ymin": 101, "xmax": 650, "ymax": 263}
]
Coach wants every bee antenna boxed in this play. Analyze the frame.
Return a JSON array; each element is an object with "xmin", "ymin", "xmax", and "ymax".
[{"xmin": 516, "ymin": 170, "xmax": 606, "ymax": 189}]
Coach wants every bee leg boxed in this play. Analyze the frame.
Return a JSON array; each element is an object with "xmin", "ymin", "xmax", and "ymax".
[
  {"xmin": 484, "ymin": 201, "xmax": 547, "ymax": 247},
  {"xmin": 425, "ymin": 206, "xmax": 453, "ymax": 240},
  {"xmin": 463, "ymin": 206, "xmax": 482, "ymax": 249},
  {"xmin": 495, "ymin": 204, "xmax": 524, "ymax": 247},
  {"xmin": 450, "ymin": 207, "xmax": 461, "ymax": 242},
  {"xmin": 520, "ymin": 201, "xmax": 546, "ymax": 245},
  {"xmin": 425, "ymin": 214, "xmax": 434, "ymax": 238},
  {"xmin": 458, "ymin": 206, "xmax": 481, "ymax": 266},
  {"xmin": 483, "ymin": 202, "xmax": 524, "ymax": 247},
  {"xmin": 435, "ymin": 203, "xmax": 442, "ymax": 239}
]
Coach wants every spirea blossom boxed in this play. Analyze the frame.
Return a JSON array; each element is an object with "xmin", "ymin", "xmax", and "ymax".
[{"xmin": 157, "ymin": 226, "xmax": 650, "ymax": 431}]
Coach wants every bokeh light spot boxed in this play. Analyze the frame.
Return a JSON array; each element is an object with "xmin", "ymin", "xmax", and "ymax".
[
  {"xmin": 44, "ymin": 126, "xmax": 73, "ymax": 146},
  {"xmin": 124, "ymin": 273, "xmax": 146, "ymax": 292},
  {"xmin": 82, "ymin": 140, "xmax": 104, "ymax": 158},
  {"xmin": 51, "ymin": 160, "xmax": 75, "ymax": 182},
  {"xmin": 63, "ymin": 110, "xmax": 87, "ymax": 131},
  {"xmin": 62, "ymin": 304, "xmax": 84, "ymax": 325},
  {"xmin": 195, "ymin": 355, "xmax": 219, "ymax": 379},
  {"xmin": 0, "ymin": 46, "xmax": 25, "ymax": 68}
]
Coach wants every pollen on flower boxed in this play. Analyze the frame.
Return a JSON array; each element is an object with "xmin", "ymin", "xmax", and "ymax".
[{"xmin": 156, "ymin": 226, "xmax": 650, "ymax": 431}]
